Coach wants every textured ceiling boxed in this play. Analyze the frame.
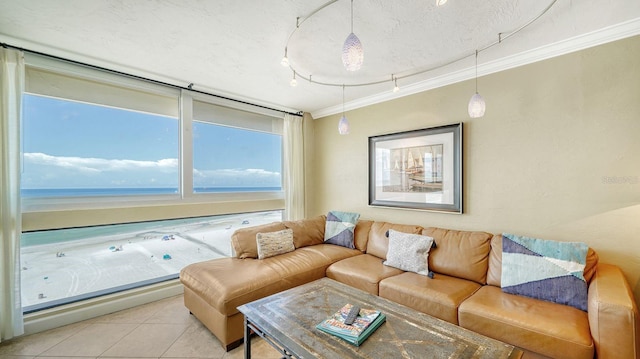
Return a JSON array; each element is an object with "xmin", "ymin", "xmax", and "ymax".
[{"xmin": 1, "ymin": 0, "xmax": 639, "ymax": 117}]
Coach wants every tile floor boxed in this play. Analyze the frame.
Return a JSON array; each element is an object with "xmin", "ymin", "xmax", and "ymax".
[{"xmin": 0, "ymin": 295, "xmax": 281, "ymax": 359}]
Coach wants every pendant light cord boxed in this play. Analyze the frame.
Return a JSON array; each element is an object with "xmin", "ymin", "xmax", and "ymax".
[
  {"xmin": 350, "ymin": 0, "xmax": 354, "ymax": 33},
  {"xmin": 474, "ymin": 50, "xmax": 478, "ymax": 93}
]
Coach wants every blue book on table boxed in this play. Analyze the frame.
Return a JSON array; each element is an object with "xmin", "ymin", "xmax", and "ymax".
[{"xmin": 316, "ymin": 303, "xmax": 386, "ymax": 346}]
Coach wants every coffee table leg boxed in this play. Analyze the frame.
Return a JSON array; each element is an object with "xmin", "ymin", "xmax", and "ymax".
[{"xmin": 244, "ymin": 315, "xmax": 251, "ymax": 359}]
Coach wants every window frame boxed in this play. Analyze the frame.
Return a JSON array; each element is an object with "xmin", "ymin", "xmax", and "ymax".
[{"xmin": 21, "ymin": 55, "xmax": 285, "ymax": 218}]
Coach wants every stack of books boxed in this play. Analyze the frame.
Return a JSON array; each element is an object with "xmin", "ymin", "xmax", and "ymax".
[{"xmin": 316, "ymin": 303, "xmax": 386, "ymax": 346}]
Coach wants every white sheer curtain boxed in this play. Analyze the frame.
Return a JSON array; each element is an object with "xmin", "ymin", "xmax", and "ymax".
[
  {"xmin": 283, "ymin": 113, "xmax": 305, "ymax": 221},
  {"xmin": 0, "ymin": 47, "xmax": 25, "ymax": 341}
]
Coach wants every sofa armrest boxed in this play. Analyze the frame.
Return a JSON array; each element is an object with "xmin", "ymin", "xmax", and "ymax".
[{"xmin": 588, "ymin": 263, "xmax": 640, "ymax": 359}]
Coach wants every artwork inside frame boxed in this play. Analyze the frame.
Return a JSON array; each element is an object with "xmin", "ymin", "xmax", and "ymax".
[{"xmin": 368, "ymin": 123, "xmax": 462, "ymax": 213}]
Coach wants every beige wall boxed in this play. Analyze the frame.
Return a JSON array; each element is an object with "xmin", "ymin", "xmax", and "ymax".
[{"xmin": 309, "ymin": 35, "xmax": 640, "ymax": 306}]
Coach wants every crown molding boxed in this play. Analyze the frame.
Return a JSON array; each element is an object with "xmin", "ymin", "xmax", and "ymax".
[{"xmin": 310, "ymin": 17, "xmax": 640, "ymax": 120}]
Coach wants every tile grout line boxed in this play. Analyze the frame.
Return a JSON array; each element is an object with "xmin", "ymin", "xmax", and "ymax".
[
  {"xmin": 157, "ymin": 322, "xmax": 194, "ymax": 359},
  {"xmin": 3, "ymin": 321, "xmax": 90, "ymax": 358},
  {"xmin": 95, "ymin": 321, "xmax": 144, "ymax": 358},
  {"xmin": 5, "ymin": 296, "xmax": 218, "ymax": 359},
  {"xmin": 94, "ymin": 296, "xmax": 176, "ymax": 358}
]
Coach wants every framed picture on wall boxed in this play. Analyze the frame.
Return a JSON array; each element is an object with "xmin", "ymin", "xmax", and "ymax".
[{"xmin": 368, "ymin": 123, "xmax": 462, "ymax": 213}]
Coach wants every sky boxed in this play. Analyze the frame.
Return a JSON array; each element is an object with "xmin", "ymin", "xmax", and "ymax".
[{"xmin": 21, "ymin": 94, "xmax": 282, "ymax": 190}]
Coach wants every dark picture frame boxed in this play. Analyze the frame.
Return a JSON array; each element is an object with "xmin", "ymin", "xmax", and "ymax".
[{"xmin": 368, "ymin": 123, "xmax": 462, "ymax": 213}]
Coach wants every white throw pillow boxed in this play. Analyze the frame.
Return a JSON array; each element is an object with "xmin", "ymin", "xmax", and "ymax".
[{"xmin": 383, "ymin": 229, "xmax": 434, "ymax": 276}]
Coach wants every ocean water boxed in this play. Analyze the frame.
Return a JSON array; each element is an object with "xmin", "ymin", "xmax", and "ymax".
[{"xmin": 21, "ymin": 186, "xmax": 282, "ymax": 198}]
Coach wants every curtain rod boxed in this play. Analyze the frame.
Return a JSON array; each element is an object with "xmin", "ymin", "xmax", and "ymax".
[{"xmin": 1, "ymin": 42, "xmax": 304, "ymax": 117}]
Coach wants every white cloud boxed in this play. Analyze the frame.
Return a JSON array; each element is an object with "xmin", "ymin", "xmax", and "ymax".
[
  {"xmin": 193, "ymin": 168, "xmax": 281, "ymax": 187},
  {"xmin": 24, "ymin": 153, "xmax": 178, "ymax": 173},
  {"xmin": 22, "ymin": 152, "xmax": 179, "ymax": 188},
  {"xmin": 23, "ymin": 153, "xmax": 280, "ymax": 188}
]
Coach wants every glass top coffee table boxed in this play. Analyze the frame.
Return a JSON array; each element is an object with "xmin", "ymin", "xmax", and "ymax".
[{"xmin": 237, "ymin": 277, "xmax": 522, "ymax": 359}]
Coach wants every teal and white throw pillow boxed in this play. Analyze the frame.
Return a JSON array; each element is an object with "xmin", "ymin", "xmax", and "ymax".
[
  {"xmin": 383, "ymin": 229, "xmax": 434, "ymax": 276},
  {"xmin": 324, "ymin": 211, "xmax": 360, "ymax": 249},
  {"xmin": 501, "ymin": 233, "xmax": 589, "ymax": 311}
]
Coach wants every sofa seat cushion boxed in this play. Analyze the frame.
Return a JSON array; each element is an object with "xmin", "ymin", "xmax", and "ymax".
[
  {"xmin": 458, "ymin": 285, "xmax": 594, "ymax": 359},
  {"xmin": 298, "ymin": 244, "xmax": 362, "ymax": 263},
  {"xmin": 180, "ymin": 258, "xmax": 290, "ymax": 316},
  {"xmin": 379, "ymin": 272, "xmax": 481, "ymax": 325},
  {"xmin": 180, "ymin": 246, "xmax": 344, "ymax": 317},
  {"xmin": 261, "ymin": 247, "xmax": 341, "ymax": 287},
  {"xmin": 326, "ymin": 254, "xmax": 404, "ymax": 295}
]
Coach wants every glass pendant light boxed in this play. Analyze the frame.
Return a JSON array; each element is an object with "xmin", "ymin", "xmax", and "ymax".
[
  {"xmin": 338, "ymin": 115, "xmax": 350, "ymax": 134},
  {"xmin": 342, "ymin": 0, "xmax": 363, "ymax": 71},
  {"xmin": 338, "ymin": 85, "xmax": 350, "ymax": 135},
  {"xmin": 468, "ymin": 50, "xmax": 486, "ymax": 118},
  {"xmin": 281, "ymin": 47, "xmax": 289, "ymax": 67}
]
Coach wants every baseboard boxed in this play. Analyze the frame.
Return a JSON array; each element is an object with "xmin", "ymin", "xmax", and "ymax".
[{"xmin": 23, "ymin": 279, "xmax": 184, "ymax": 336}]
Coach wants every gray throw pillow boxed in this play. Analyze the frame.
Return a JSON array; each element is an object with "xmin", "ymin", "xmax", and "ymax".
[{"xmin": 383, "ymin": 229, "xmax": 434, "ymax": 276}]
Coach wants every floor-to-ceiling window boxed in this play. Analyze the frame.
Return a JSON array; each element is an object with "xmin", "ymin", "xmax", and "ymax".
[{"xmin": 20, "ymin": 54, "xmax": 285, "ymax": 312}]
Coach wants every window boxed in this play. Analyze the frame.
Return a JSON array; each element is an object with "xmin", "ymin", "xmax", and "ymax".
[
  {"xmin": 20, "ymin": 54, "xmax": 286, "ymax": 312},
  {"xmin": 22, "ymin": 56, "xmax": 285, "ymax": 205},
  {"xmin": 21, "ymin": 210, "xmax": 283, "ymax": 312},
  {"xmin": 192, "ymin": 99, "xmax": 283, "ymax": 194},
  {"xmin": 193, "ymin": 123, "xmax": 282, "ymax": 193},
  {"xmin": 23, "ymin": 55, "xmax": 182, "ymax": 203},
  {"xmin": 21, "ymin": 94, "xmax": 179, "ymax": 197}
]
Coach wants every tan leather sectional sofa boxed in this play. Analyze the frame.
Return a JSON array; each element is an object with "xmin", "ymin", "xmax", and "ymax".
[{"xmin": 179, "ymin": 215, "xmax": 640, "ymax": 359}]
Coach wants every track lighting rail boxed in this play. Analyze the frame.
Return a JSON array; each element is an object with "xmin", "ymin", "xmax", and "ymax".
[{"xmin": 283, "ymin": 0, "xmax": 559, "ymax": 89}]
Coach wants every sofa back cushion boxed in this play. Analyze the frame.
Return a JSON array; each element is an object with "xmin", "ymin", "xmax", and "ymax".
[
  {"xmin": 422, "ymin": 227, "xmax": 492, "ymax": 285},
  {"xmin": 354, "ymin": 220, "xmax": 373, "ymax": 252},
  {"xmin": 486, "ymin": 234, "xmax": 503, "ymax": 287},
  {"xmin": 366, "ymin": 222, "xmax": 423, "ymax": 260},
  {"xmin": 231, "ymin": 222, "xmax": 287, "ymax": 259},
  {"xmin": 487, "ymin": 234, "xmax": 600, "ymax": 287},
  {"xmin": 584, "ymin": 248, "xmax": 599, "ymax": 283},
  {"xmin": 283, "ymin": 215, "xmax": 326, "ymax": 249}
]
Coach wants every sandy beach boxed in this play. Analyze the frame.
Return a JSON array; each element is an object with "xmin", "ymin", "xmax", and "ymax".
[{"xmin": 20, "ymin": 211, "xmax": 282, "ymax": 309}]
